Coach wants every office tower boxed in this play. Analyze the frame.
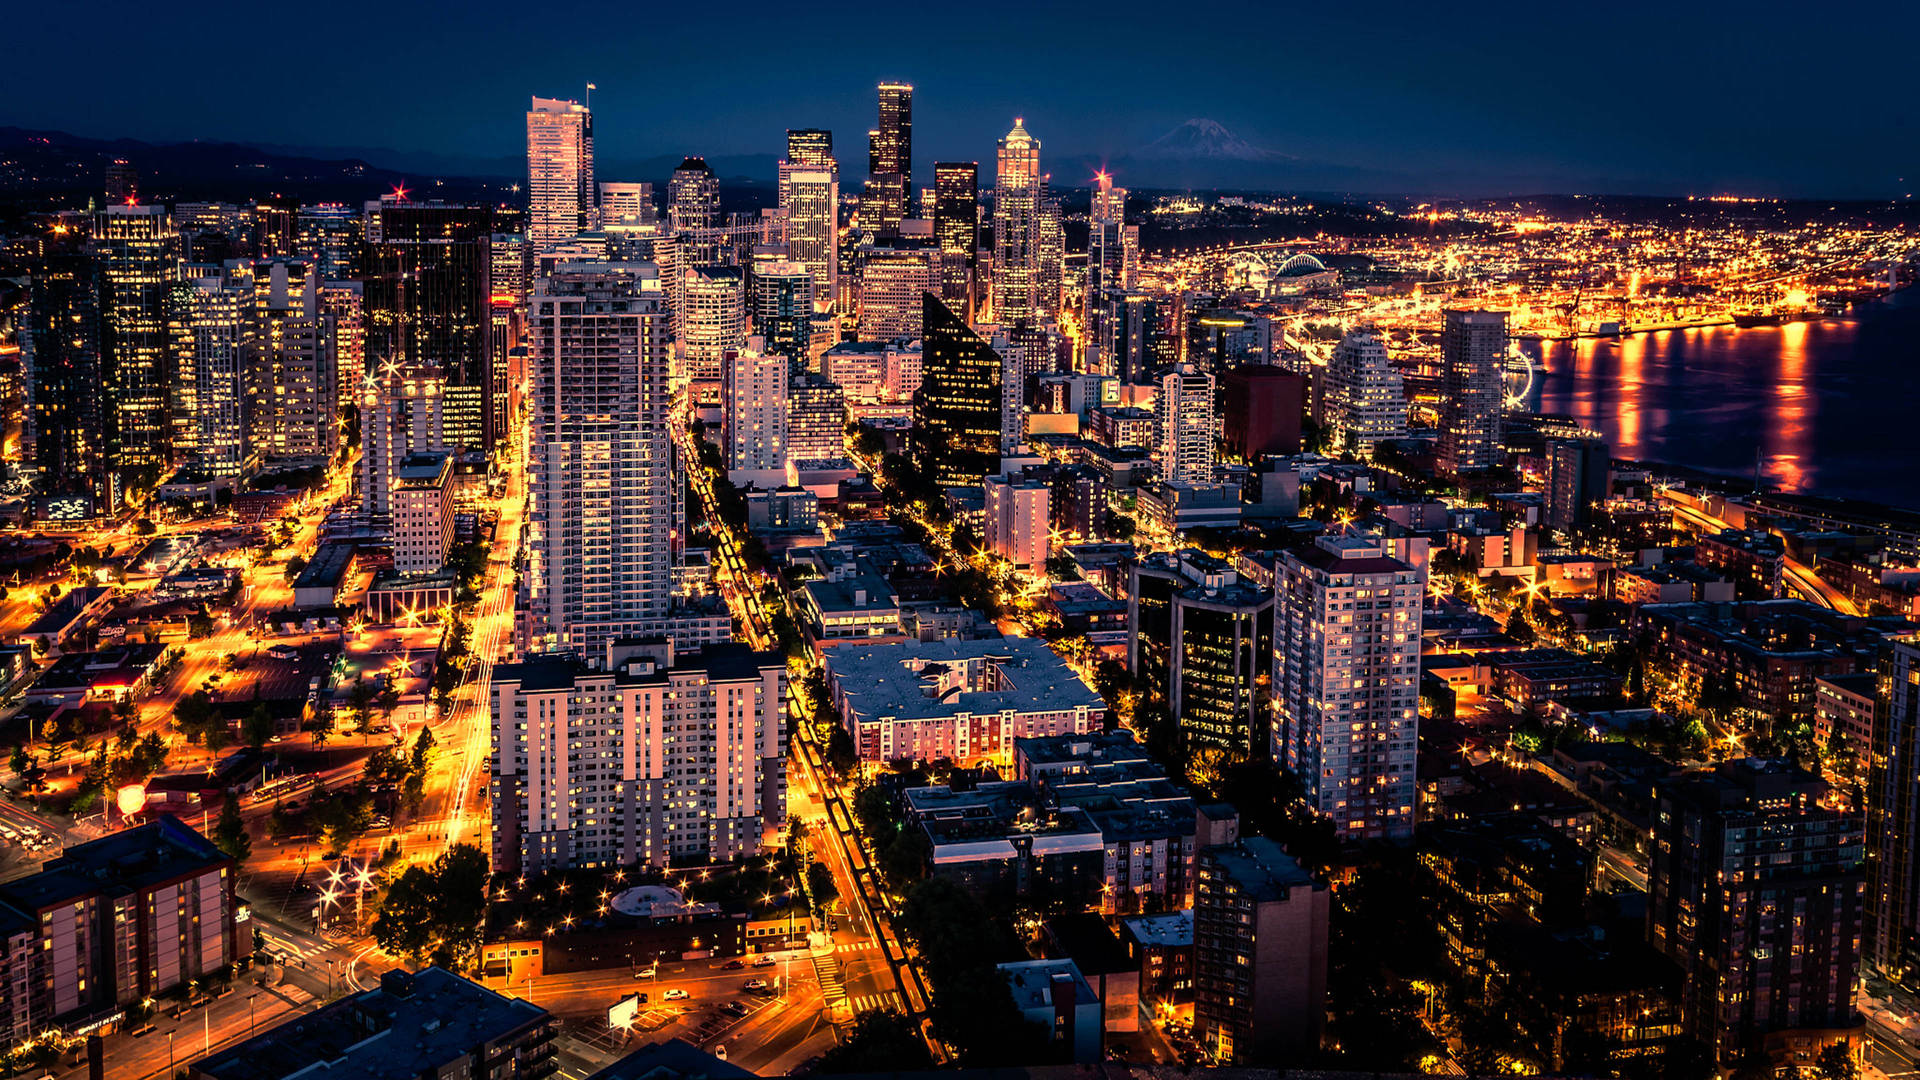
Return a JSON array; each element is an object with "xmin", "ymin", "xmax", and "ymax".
[
  {"xmin": 598, "ymin": 182, "xmax": 655, "ymax": 229},
  {"xmin": 0, "ymin": 817, "xmax": 244, "ymax": 1040},
  {"xmin": 1545, "ymin": 436, "xmax": 1611, "ymax": 534},
  {"xmin": 983, "ymin": 476, "xmax": 1050, "ymax": 572},
  {"xmin": 252, "ymin": 198, "xmax": 297, "ymax": 259},
  {"xmin": 360, "ymin": 366, "xmax": 450, "ymax": 517},
  {"xmin": 318, "ymin": 282, "xmax": 365, "ymax": 412},
  {"xmin": 992, "ymin": 119, "xmax": 1043, "ymax": 324},
  {"xmin": 1869, "ymin": 638, "xmax": 1920, "ymax": 983},
  {"xmin": 1129, "ymin": 550, "xmax": 1274, "ymax": 752},
  {"xmin": 194, "ymin": 969, "xmax": 554, "ymax": 1080},
  {"xmin": 722, "ymin": 341, "xmax": 788, "ymax": 478},
  {"xmin": 1193, "ymin": 838, "xmax": 1330, "ymax": 1063},
  {"xmin": 526, "ymin": 96, "xmax": 596, "ymax": 250},
  {"xmin": 1325, "ymin": 327, "xmax": 1406, "ymax": 453},
  {"xmin": 92, "ymin": 203, "xmax": 178, "ymax": 477},
  {"xmin": 1439, "ymin": 308, "xmax": 1507, "ymax": 474},
  {"xmin": 167, "ymin": 266, "xmax": 249, "ymax": 478},
  {"xmin": 787, "ymin": 373, "xmax": 846, "ymax": 463},
  {"xmin": 781, "ymin": 165, "xmax": 837, "ymax": 309},
  {"xmin": 1096, "ymin": 290, "xmax": 1157, "ymax": 384},
  {"xmin": 491, "ymin": 640, "xmax": 786, "ymax": 873},
  {"xmin": 1153, "ymin": 363, "xmax": 1214, "ymax": 484},
  {"xmin": 104, "ymin": 158, "xmax": 137, "ymax": 203},
  {"xmin": 1271, "ymin": 534, "xmax": 1425, "ymax": 842},
  {"xmin": 933, "ymin": 163, "xmax": 979, "ymax": 312},
  {"xmin": 855, "ymin": 246, "xmax": 938, "ymax": 342},
  {"xmin": 915, "ymin": 294, "xmax": 1004, "ymax": 484},
  {"xmin": 1036, "ymin": 190, "xmax": 1064, "ymax": 320},
  {"xmin": 523, "ymin": 263, "xmax": 674, "ymax": 655},
  {"xmin": 867, "ymin": 83, "xmax": 913, "ymax": 235},
  {"xmin": 1647, "ymin": 759, "xmax": 1864, "ymax": 1068},
  {"xmin": 294, "ymin": 203, "xmax": 360, "ymax": 280},
  {"xmin": 786, "ymin": 128, "xmax": 834, "ymax": 170},
  {"xmin": 21, "ymin": 253, "xmax": 105, "ymax": 497},
  {"xmin": 390, "ymin": 451, "xmax": 453, "ymax": 574},
  {"xmin": 989, "ymin": 326, "xmax": 1028, "ymax": 453},
  {"xmin": 750, "ymin": 261, "xmax": 813, "ymax": 374},
  {"xmin": 1085, "ymin": 172, "xmax": 1130, "ymax": 358},
  {"xmin": 362, "ymin": 201, "xmax": 497, "ymax": 450},
  {"xmin": 245, "ymin": 259, "xmax": 337, "ymax": 464},
  {"xmin": 668, "ymin": 157, "xmax": 720, "ymax": 233},
  {"xmin": 1222, "ymin": 365, "xmax": 1304, "ymax": 461},
  {"xmin": 681, "ymin": 265, "xmax": 746, "ymax": 390}
]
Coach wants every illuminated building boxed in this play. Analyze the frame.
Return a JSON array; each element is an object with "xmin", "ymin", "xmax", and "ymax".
[
  {"xmin": 92, "ymin": 203, "xmax": 179, "ymax": 476},
  {"xmin": 786, "ymin": 374, "xmax": 846, "ymax": 463},
  {"xmin": 317, "ymin": 282, "xmax": 365, "ymax": 412},
  {"xmin": 992, "ymin": 118, "xmax": 1043, "ymax": 323},
  {"xmin": 932, "ymin": 162, "xmax": 978, "ymax": 313},
  {"xmin": 780, "ymin": 164, "xmax": 837, "ymax": 310},
  {"xmin": 1193, "ymin": 838, "xmax": 1329, "ymax": 1063},
  {"xmin": 1096, "ymin": 290, "xmax": 1157, "ymax": 384},
  {"xmin": 1037, "ymin": 189, "xmax": 1063, "ymax": 319},
  {"xmin": 103, "ymin": 158, "xmax": 136, "ymax": 203},
  {"xmin": 491, "ymin": 641, "xmax": 787, "ymax": 873},
  {"xmin": 598, "ymin": 182, "xmax": 655, "ymax": 229},
  {"xmin": 1324, "ymin": 327, "xmax": 1405, "ymax": 453},
  {"xmin": 526, "ymin": 95, "xmax": 596, "ymax": 250},
  {"xmin": 360, "ymin": 366, "xmax": 450, "ymax": 517},
  {"xmin": 866, "ymin": 83, "xmax": 912, "ymax": 235},
  {"xmin": 1439, "ymin": 308, "xmax": 1507, "ymax": 474},
  {"xmin": 390, "ymin": 450, "xmax": 453, "ymax": 574},
  {"xmin": 913, "ymin": 293, "xmax": 1004, "ymax": 485},
  {"xmin": 668, "ymin": 157, "xmax": 720, "ymax": 234},
  {"xmin": 294, "ymin": 203, "xmax": 360, "ymax": 280},
  {"xmin": 1270, "ymin": 533, "xmax": 1425, "ymax": 842},
  {"xmin": 855, "ymin": 245, "xmax": 938, "ymax": 342},
  {"xmin": 749, "ymin": 260, "xmax": 813, "ymax": 374},
  {"xmin": 167, "ymin": 266, "xmax": 248, "ymax": 478},
  {"xmin": 982, "ymin": 475, "xmax": 1049, "ymax": 572},
  {"xmin": 362, "ymin": 201, "xmax": 498, "ymax": 450},
  {"xmin": 1647, "ymin": 759, "xmax": 1863, "ymax": 1069},
  {"xmin": 1128, "ymin": 549, "xmax": 1273, "ymax": 753},
  {"xmin": 1869, "ymin": 639, "xmax": 1920, "ymax": 984},
  {"xmin": 21, "ymin": 252, "xmax": 106, "ymax": 497},
  {"xmin": 722, "ymin": 340, "xmax": 788, "ymax": 479},
  {"xmin": 522, "ymin": 262, "xmax": 677, "ymax": 656},
  {"xmin": 785, "ymin": 128, "xmax": 834, "ymax": 170},
  {"xmin": 243, "ymin": 259, "xmax": 337, "ymax": 464},
  {"xmin": 1085, "ymin": 172, "xmax": 1131, "ymax": 357},
  {"xmin": 1153, "ymin": 362, "xmax": 1214, "ymax": 484},
  {"xmin": 1544, "ymin": 436, "xmax": 1611, "ymax": 533},
  {"xmin": 681, "ymin": 265, "xmax": 746, "ymax": 392}
]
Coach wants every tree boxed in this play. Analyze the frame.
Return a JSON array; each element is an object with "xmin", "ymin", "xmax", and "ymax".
[
  {"xmin": 7, "ymin": 746, "xmax": 25, "ymax": 778},
  {"xmin": 816, "ymin": 1011, "xmax": 931, "ymax": 1073},
  {"xmin": 283, "ymin": 555, "xmax": 308, "ymax": 585},
  {"xmin": 877, "ymin": 828, "xmax": 930, "ymax": 890},
  {"xmin": 347, "ymin": 677, "xmax": 376, "ymax": 740},
  {"xmin": 376, "ymin": 680, "xmax": 401, "ymax": 728},
  {"xmin": 1815, "ymin": 1042, "xmax": 1860, "ymax": 1080},
  {"xmin": 243, "ymin": 703, "xmax": 276, "ymax": 748},
  {"xmin": 134, "ymin": 518, "xmax": 156, "ymax": 536},
  {"xmin": 307, "ymin": 702, "xmax": 336, "ymax": 748},
  {"xmin": 371, "ymin": 864, "xmax": 438, "ymax": 960},
  {"xmin": 374, "ymin": 844, "xmax": 489, "ymax": 968},
  {"xmin": 806, "ymin": 861, "xmax": 839, "ymax": 904},
  {"xmin": 212, "ymin": 793, "xmax": 252, "ymax": 864}
]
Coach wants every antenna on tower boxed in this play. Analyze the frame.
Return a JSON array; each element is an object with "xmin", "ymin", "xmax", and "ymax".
[{"xmin": 586, "ymin": 82, "xmax": 596, "ymax": 108}]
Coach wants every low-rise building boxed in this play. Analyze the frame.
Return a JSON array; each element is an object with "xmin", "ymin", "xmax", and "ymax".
[
  {"xmin": 390, "ymin": 451, "xmax": 454, "ymax": 574},
  {"xmin": 999, "ymin": 959, "xmax": 1104, "ymax": 1064}
]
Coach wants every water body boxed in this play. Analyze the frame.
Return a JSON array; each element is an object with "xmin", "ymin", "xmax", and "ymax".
[{"xmin": 1518, "ymin": 287, "xmax": 1920, "ymax": 510}]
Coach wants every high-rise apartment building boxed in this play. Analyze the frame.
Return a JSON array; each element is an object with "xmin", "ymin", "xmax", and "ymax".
[
  {"xmin": 1193, "ymin": 838, "xmax": 1330, "ymax": 1064},
  {"xmin": 1129, "ymin": 550, "xmax": 1274, "ymax": 753},
  {"xmin": 598, "ymin": 182, "xmax": 654, "ymax": 229},
  {"xmin": 167, "ymin": 265, "xmax": 249, "ymax": 478},
  {"xmin": 360, "ymin": 365, "xmax": 450, "ymax": 517},
  {"xmin": 856, "ymin": 245, "xmax": 938, "ymax": 342},
  {"xmin": 1869, "ymin": 638, "xmax": 1920, "ymax": 984},
  {"xmin": 1439, "ymin": 308, "xmax": 1507, "ymax": 474},
  {"xmin": 21, "ymin": 252, "xmax": 105, "ymax": 498},
  {"xmin": 390, "ymin": 451, "xmax": 453, "ymax": 574},
  {"xmin": 527, "ymin": 96, "xmax": 595, "ymax": 250},
  {"xmin": 1085, "ymin": 172, "xmax": 1132, "ymax": 362},
  {"xmin": 1153, "ymin": 362, "xmax": 1215, "ymax": 484},
  {"xmin": 932, "ymin": 163, "xmax": 979, "ymax": 313},
  {"xmin": 914, "ymin": 293, "xmax": 1004, "ymax": 485},
  {"xmin": 1271, "ymin": 534, "xmax": 1425, "ymax": 842},
  {"xmin": 93, "ymin": 204, "xmax": 179, "ymax": 476},
  {"xmin": 750, "ymin": 261, "xmax": 813, "ymax": 373},
  {"xmin": 991, "ymin": 119, "xmax": 1043, "ymax": 324},
  {"xmin": 1036, "ymin": 191, "xmax": 1064, "ymax": 320},
  {"xmin": 244, "ymin": 259, "xmax": 338, "ymax": 463},
  {"xmin": 1325, "ymin": 327, "xmax": 1406, "ymax": 453},
  {"xmin": 781, "ymin": 165, "xmax": 837, "ymax": 310},
  {"xmin": 982, "ymin": 476, "xmax": 1050, "ymax": 573},
  {"xmin": 722, "ymin": 341, "xmax": 788, "ymax": 479},
  {"xmin": 1222, "ymin": 365, "xmax": 1304, "ymax": 461},
  {"xmin": 1545, "ymin": 436, "xmax": 1611, "ymax": 534},
  {"xmin": 786, "ymin": 374, "xmax": 846, "ymax": 463},
  {"xmin": 681, "ymin": 265, "xmax": 746, "ymax": 391},
  {"xmin": 491, "ymin": 640, "xmax": 786, "ymax": 873},
  {"xmin": 522, "ymin": 263, "xmax": 676, "ymax": 656},
  {"xmin": 866, "ymin": 83, "xmax": 913, "ymax": 235},
  {"xmin": 294, "ymin": 203, "xmax": 360, "ymax": 280},
  {"xmin": 362, "ymin": 201, "xmax": 497, "ymax": 450},
  {"xmin": 318, "ymin": 282, "xmax": 365, "ymax": 412},
  {"xmin": 668, "ymin": 158, "xmax": 720, "ymax": 234},
  {"xmin": 1647, "ymin": 759, "xmax": 1864, "ymax": 1068}
]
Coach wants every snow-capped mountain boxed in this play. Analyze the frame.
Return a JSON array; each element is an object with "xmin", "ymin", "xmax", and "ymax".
[{"xmin": 1136, "ymin": 119, "xmax": 1290, "ymax": 162}]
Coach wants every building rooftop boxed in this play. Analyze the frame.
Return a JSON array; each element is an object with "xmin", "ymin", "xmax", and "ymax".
[
  {"xmin": 998, "ymin": 959, "xmax": 1098, "ymax": 1013},
  {"xmin": 1203, "ymin": 836, "xmax": 1319, "ymax": 901},
  {"xmin": 0, "ymin": 815, "xmax": 227, "ymax": 914},
  {"xmin": 827, "ymin": 638, "xmax": 1101, "ymax": 729},
  {"xmin": 1120, "ymin": 909, "xmax": 1194, "ymax": 949},
  {"xmin": 586, "ymin": 1038, "xmax": 756, "ymax": 1080}
]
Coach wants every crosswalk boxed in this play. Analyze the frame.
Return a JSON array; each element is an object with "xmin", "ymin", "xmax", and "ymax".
[
  {"xmin": 849, "ymin": 992, "xmax": 901, "ymax": 1015},
  {"xmin": 812, "ymin": 954, "xmax": 845, "ymax": 1004},
  {"xmin": 259, "ymin": 930, "xmax": 326, "ymax": 962},
  {"xmin": 835, "ymin": 941, "xmax": 880, "ymax": 955}
]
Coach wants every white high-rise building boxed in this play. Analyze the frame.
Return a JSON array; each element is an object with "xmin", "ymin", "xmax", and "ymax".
[
  {"xmin": 1325, "ymin": 328, "xmax": 1406, "ymax": 453},
  {"xmin": 523, "ymin": 263, "xmax": 676, "ymax": 655},
  {"xmin": 856, "ymin": 246, "xmax": 939, "ymax": 342},
  {"xmin": 360, "ymin": 365, "xmax": 451, "ymax": 517},
  {"xmin": 598, "ymin": 182, "xmax": 655, "ymax": 229},
  {"xmin": 982, "ymin": 476, "xmax": 1050, "ymax": 573},
  {"xmin": 1271, "ymin": 533, "xmax": 1425, "ymax": 842},
  {"xmin": 991, "ymin": 119, "xmax": 1043, "ymax": 324},
  {"xmin": 1154, "ymin": 362, "xmax": 1215, "ymax": 484},
  {"xmin": 1439, "ymin": 308, "xmax": 1507, "ymax": 474},
  {"xmin": 168, "ymin": 268, "xmax": 248, "ymax": 479},
  {"xmin": 244, "ymin": 259, "xmax": 337, "ymax": 464},
  {"xmin": 527, "ymin": 96, "xmax": 595, "ymax": 250},
  {"xmin": 680, "ymin": 265, "xmax": 746, "ymax": 391},
  {"xmin": 780, "ymin": 166, "xmax": 838, "ymax": 309},
  {"xmin": 491, "ymin": 639, "xmax": 786, "ymax": 874},
  {"xmin": 722, "ymin": 339, "xmax": 788, "ymax": 480}
]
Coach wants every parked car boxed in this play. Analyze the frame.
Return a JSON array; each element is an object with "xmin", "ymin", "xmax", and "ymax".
[
  {"xmin": 742, "ymin": 979, "xmax": 767, "ymax": 992},
  {"xmin": 721, "ymin": 960, "xmax": 745, "ymax": 970},
  {"xmin": 751, "ymin": 954, "xmax": 776, "ymax": 968},
  {"xmin": 663, "ymin": 988, "xmax": 689, "ymax": 1001},
  {"xmin": 634, "ymin": 966, "xmax": 656, "ymax": 979}
]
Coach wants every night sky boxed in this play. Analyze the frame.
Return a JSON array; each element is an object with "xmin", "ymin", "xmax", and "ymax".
[{"xmin": 5, "ymin": 0, "xmax": 1914, "ymax": 197}]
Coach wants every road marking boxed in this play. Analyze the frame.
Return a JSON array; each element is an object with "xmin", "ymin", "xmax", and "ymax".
[{"xmin": 850, "ymin": 993, "xmax": 900, "ymax": 1015}]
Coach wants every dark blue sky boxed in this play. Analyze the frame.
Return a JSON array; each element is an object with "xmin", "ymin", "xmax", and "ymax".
[{"xmin": 5, "ymin": 0, "xmax": 1914, "ymax": 196}]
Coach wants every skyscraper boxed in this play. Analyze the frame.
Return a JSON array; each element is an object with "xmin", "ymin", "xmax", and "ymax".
[
  {"xmin": 722, "ymin": 341, "xmax": 788, "ymax": 479},
  {"xmin": 1036, "ymin": 189, "xmax": 1064, "ymax": 319},
  {"xmin": 1544, "ymin": 436, "xmax": 1611, "ymax": 534},
  {"xmin": 1085, "ymin": 172, "xmax": 1130, "ymax": 357},
  {"xmin": 360, "ymin": 365, "xmax": 450, "ymax": 518},
  {"xmin": 1271, "ymin": 534, "xmax": 1425, "ymax": 842},
  {"xmin": 1439, "ymin": 308, "xmax": 1507, "ymax": 474},
  {"xmin": 856, "ymin": 246, "xmax": 939, "ymax": 342},
  {"xmin": 597, "ymin": 182, "xmax": 655, "ymax": 229},
  {"xmin": 1325, "ymin": 327, "xmax": 1406, "ymax": 453},
  {"xmin": 991, "ymin": 119, "xmax": 1043, "ymax": 324},
  {"xmin": 680, "ymin": 265, "xmax": 746, "ymax": 392},
  {"xmin": 866, "ymin": 83, "xmax": 912, "ymax": 235},
  {"xmin": 780, "ymin": 165, "xmax": 837, "ymax": 310},
  {"xmin": 1647, "ymin": 759, "xmax": 1863, "ymax": 1068},
  {"xmin": 1193, "ymin": 837, "xmax": 1330, "ymax": 1063},
  {"xmin": 750, "ymin": 260, "xmax": 814, "ymax": 374},
  {"xmin": 785, "ymin": 129, "xmax": 834, "ymax": 170},
  {"xmin": 294, "ymin": 203, "xmax": 360, "ymax": 280},
  {"xmin": 21, "ymin": 252, "xmax": 105, "ymax": 499},
  {"xmin": 913, "ymin": 293, "xmax": 1003, "ymax": 485},
  {"xmin": 167, "ymin": 265, "xmax": 249, "ymax": 478},
  {"xmin": 668, "ymin": 157, "xmax": 720, "ymax": 234},
  {"xmin": 243, "ymin": 259, "xmax": 338, "ymax": 463},
  {"xmin": 1868, "ymin": 638, "xmax": 1920, "ymax": 984},
  {"xmin": 92, "ymin": 204, "xmax": 178, "ymax": 478},
  {"xmin": 932, "ymin": 163, "xmax": 978, "ymax": 313},
  {"xmin": 362, "ymin": 201, "xmax": 497, "ymax": 450},
  {"xmin": 526, "ymin": 96, "xmax": 596, "ymax": 250},
  {"xmin": 1129, "ymin": 549, "xmax": 1275, "ymax": 754},
  {"xmin": 1153, "ymin": 362, "xmax": 1215, "ymax": 484},
  {"xmin": 523, "ymin": 263, "xmax": 675, "ymax": 655},
  {"xmin": 786, "ymin": 374, "xmax": 847, "ymax": 463}
]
